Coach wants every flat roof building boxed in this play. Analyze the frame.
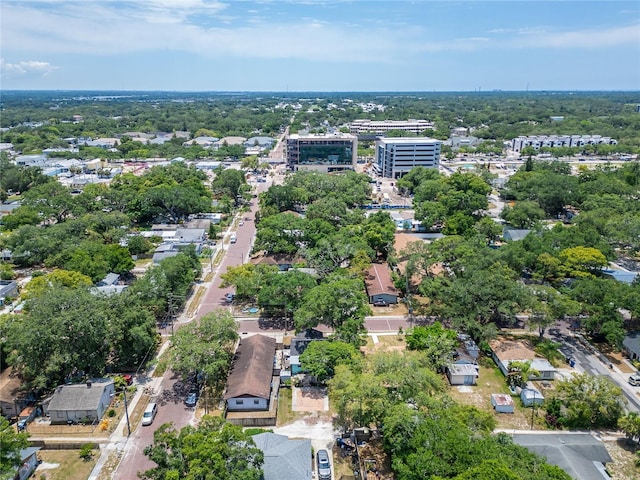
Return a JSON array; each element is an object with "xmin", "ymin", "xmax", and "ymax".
[
  {"xmin": 286, "ymin": 133, "xmax": 357, "ymax": 173},
  {"xmin": 349, "ymin": 119, "xmax": 433, "ymax": 136},
  {"xmin": 375, "ymin": 137, "xmax": 441, "ymax": 179}
]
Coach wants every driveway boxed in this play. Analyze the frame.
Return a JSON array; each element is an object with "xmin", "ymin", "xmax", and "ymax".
[{"xmin": 273, "ymin": 415, "xmax": 337, "ymax": 454}]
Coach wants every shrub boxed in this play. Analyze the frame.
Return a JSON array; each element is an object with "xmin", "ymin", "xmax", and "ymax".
[
  {"xmin": 79, "ymin": 443, "xmax": 94, "ymax": 461},
  {"xmin": 107, "ymin": 408, "xmax": 116, "ymax": 418}
]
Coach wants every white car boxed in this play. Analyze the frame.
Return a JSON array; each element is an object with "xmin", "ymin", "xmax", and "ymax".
[{"xmin": 239, "ymin": 220, "xmax": 244, "ymax": 226}]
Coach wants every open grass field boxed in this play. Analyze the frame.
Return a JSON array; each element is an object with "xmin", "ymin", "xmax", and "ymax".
[{"xmin": 36, "ymin": 449, "xmax": 97, "ymax": 480}]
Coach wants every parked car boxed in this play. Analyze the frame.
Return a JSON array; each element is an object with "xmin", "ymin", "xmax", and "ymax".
[
  {"xmin": 316, "ymin": 449, "xmax": 332, "ymax": 480},
  {"xmin": 225, "ymin": 293, "xmax": 235, "ymax": 303},
  {"xmin": 239, "ymin": 220, "xmax": 244, "ymax": 226},
  {"xmin": 629, "ymin": 374, "xmax": 640, "ymax": 386},
  {"xmin": 185, "ymin": 392, "xmax": 198, "ymax": 407},
  {"xmin": 373, "ymin": 299, "xmax": 388, "ymax": 307},
  {"xmin": 142, "ymin": 403, "xmax": 158, "ymax": 426}
]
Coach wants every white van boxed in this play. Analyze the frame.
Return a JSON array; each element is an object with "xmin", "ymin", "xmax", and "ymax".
[
  {"xmin": 142, "ymin": 402, "xmax": 157, "ymax": 426},
  {"xmin": 230, "ymin": 233, "xmax": 237, "ymax": 244}
]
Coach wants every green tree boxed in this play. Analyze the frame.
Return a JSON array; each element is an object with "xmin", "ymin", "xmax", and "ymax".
[
  {"xmin": 299, "ymin": 340, "xmax": 361, "ymax": 383},
  {"xmin": 171, "ymin": 310, "xmax": 239, "ymax": 389},
  {"xmin": 558, "ymin": 246, "xmax": 607, "ymax": 278},
  {"xmin": 553, "ymin": 373, "xmax": 624, "ymax": 429},
  {"xmin": 500, "ymin": 200, "xmax": 545, "ymax": 228},
  {"xmin": 140, "ymin": 417, "xmax": 263, "ymax": 480},
  {"xmin": 405, "ymin": 322, "xmax": 458, "ymax": 371},
  {"xmin": 294, "ymin": 276, "xmax": 370, "ymax": 346},
  {"xmin": 619, "ymin": 412, "xmax": 640, "ymax": 445},
  {"xmin": 0, "ymin": 417, "xmax": 29, "ymax": 478}
]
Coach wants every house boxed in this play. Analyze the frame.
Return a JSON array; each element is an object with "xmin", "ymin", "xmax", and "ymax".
[
  {"xmin": 623, "ymin": 332, "xmax": 640, "ymax": 360},
  {"xmin": 250, "ymin": 253, "xmax": 304, "ymax": 272},
  {"xmin": 97, "ymin": 273, "xmax": 120, "ymax": 287},
  {"xmin": 503, "ymin": 229, "xmax": 531, "ymax": 242},
  {"xmin": 512, "ymin": 432, "xmax": 612, "ymax": 480},
  {"xmin": 14, "ymin": 447, "xmax": 41, "ymax": 480},
  {"xmin": 289, "ymin": 329, "xmax": 324, "ymax": 375},
  {"xmin": 224, "ymin": 335, "xmax": 276, "ymax": 412},
  {"xmin": 0, "ymin": 368, "xmax": 28, "ymax": 419},
  {"xmin": 446, "ymin": 363, "xmax": 478, "ymax": 386},
  {"xmin": 0, "ymin": 280, "xmax": 19, "ymax": 304},
  {"xmin": 46, "ymin": 378, "xmax": 115, "ymax": 424},
  {"xmin": 364, "ymin": 264, "xmax": 399, "ymax": 305},
  {"xmin": 520, "ymin": 387, "xmax": 544, "ymax": 407},
  {"xmin": 244, "ymin": 136, "xmax": 275, "ymax": 149},
  {"xmin": 489, "ymin": 338, "xmax": 557, "ymax": 380},
  {"xmin": 491, "ymin": 393, "xmax": 515, "ymax": 413},
  {"xmin": 252, "ymin": 432, "xmax": 312, "ymax": 480}
]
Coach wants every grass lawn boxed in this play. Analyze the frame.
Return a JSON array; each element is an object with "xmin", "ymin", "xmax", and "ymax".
[
  {"xmin": 362, "ymin": 334, "xmax": 406, "ymax": 355},
  {"xmin": 449, "ymin": 357, "xmax": 543, "ymax": 430},
  {"xmin": 276, "ymin": 387, "xmax": 305, "ymax": 425},
  {"xmin": 37, "ymin": 449, "xmax": 97, "ymax": 480}
]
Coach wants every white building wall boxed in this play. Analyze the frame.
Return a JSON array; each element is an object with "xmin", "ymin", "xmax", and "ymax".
[
  {"xmin": 375, "ymin": 138, "xmax": 441, "ymax": 179},
  {"xmin": 227, "ymin": 397, "xmax": 269, "ymax": 411}
]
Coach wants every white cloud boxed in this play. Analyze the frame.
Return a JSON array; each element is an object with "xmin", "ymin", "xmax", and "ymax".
[{"xmin": 0, "ymin": 58, "xmax": 57, "ymax": 76}]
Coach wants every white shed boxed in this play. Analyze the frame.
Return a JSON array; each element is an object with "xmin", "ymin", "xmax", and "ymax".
[
  {"xmin": 520, "ymin": 388, "xmax": 544, "ymax": 407},
  {"xmin": 491, "ymin": 393, "xmax": 515, "ymax": 414},
  {"xmin": 446, "ymin": 363, "xmax": 478, "ymax": 386}
]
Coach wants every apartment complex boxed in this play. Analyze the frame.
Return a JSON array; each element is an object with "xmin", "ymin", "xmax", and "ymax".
[
  {"xmin": 349, "ymin": 119, "xmax": 433, "ymax": 136},
  {"xmin": 286, "ymin": 133, "xmax": 357, "ymax": 173},
  {"xmin": 375, "ymin": 137, "xmax": 441, "ymax": 179},
  {"xmin": 509, "ymin": 134, "xmax": 617, "ymax": 152}
]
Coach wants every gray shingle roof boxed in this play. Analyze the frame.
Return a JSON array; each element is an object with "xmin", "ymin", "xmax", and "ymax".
[
  {"xmin": 47, "ymin": 379, "xmax": 114, "ymax": 412},
  {"xmin": 512, "ymin": 433, "xmax": 612, "ymax": 480},
  {"xmin": 252, "ymin": 433, "xmax": 312, "ymax": 480}
]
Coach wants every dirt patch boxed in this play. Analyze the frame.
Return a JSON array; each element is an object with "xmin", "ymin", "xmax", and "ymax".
[
  {"xmin": 361, "ymin": 335, "xmax": 406, "ymax": 355},
  {"xmin": 292, "ymin": 386, "xmax": 328, "ymax": 412},
  {"xmin": 602, "ymin": 349, "xmax": 636, "ymax": 374},
  {"xmin": 602, "ymin": 435, "xmax": 640, "ymax": 480}
]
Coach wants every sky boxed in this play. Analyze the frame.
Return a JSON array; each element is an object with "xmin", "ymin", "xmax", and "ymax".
[{"xmin": 1, "ymin": 0, "xmax": 639, "ymax": 92}]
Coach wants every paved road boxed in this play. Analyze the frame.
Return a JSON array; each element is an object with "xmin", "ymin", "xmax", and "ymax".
[
  {"xmin": 548, "ymin": 325, "xmax": 640, "ymax": 413},
  {"xmin": 113, "ymin": 179, "xmax": 271, "ymax": 479}
]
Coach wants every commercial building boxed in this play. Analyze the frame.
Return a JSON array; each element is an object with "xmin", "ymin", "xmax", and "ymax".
[
  {"xmin": 509, "ymin": 135, "xmax": 617, "ymax": 152},
  {"xmin": 349, "ymin": 119, "xmax": 433, "ymax": 137},
  {"xmin": 285, "ymin": 133, "xmax": 357, "ymax": 173},
  {"xmin": 375, "ymin": 137, "xmax": 441, "ymax": 179}
]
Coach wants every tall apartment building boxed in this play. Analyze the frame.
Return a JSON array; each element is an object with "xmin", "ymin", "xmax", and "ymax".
[
  {"xmin": 349, "ymin": 119, "xmax": 433, "ymax": 136},
  {"xmin": 286, "ymin": 133, "xmax": 357, "ymax": 173},
  {"xmin": 510, "ymin": 135, "xmax": 617, "ymax": 152},
  {"xmin": 375, "ymin": 137, "xmax": 441, "ymax": 179}
]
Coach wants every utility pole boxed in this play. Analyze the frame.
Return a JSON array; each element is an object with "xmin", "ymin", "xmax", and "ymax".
[{"xmin": 123, "ymin": 388, "xmax": 131, "ymax": 436}]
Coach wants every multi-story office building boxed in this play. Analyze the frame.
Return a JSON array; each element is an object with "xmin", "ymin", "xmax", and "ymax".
[
  {"xmin": 349, "ymin": 119, "xmax": 433, "ymax": 136},
  {"xmin": 286, "ymin": 133, "xmax": 357, "ymax": 173},
  {"xmin": 510, "ymin": 135, "xmax": 617, "ymax": 152},
  {"xmin": 375, "ymin": 137, "xmax": 441, "ymax": 179}
]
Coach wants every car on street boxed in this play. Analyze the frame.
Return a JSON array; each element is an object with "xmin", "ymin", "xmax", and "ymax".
[
  {"xmin": 239, "ymin": 220, "xmax": 244, "ymax": 226},
  {"xmin": 629, "ymin": 374, "xmax": 640, "ymax": 386},
  {"xmin": 225, "ymin": 293, "xmax": 235, "ymax": 303},
  {"xmin": 185, "ymin": 392, "xmax": 198, "ymax": 407},
  {"xmin": 141, "ymin": 403, "xmax": 158, "ymax": 426}
]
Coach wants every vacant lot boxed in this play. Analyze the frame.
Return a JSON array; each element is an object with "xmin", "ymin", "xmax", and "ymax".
[
  {"xmin": 36, "ymin": 449, "xmax": 97, "ymax": 480},
  {"xmin": 361, "ymin": 334, "xmax": 406, "ymax": 355}
]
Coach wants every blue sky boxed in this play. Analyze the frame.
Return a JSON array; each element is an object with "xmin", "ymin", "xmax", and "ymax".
[{"xmin": 1, "ymin": 0, "xmax": 639, "ymax": 91}]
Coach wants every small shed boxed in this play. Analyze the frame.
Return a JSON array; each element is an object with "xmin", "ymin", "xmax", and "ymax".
[
  {"xmin": 491, "ymin": 393, "xmax": 515, "ymax": 414},
  {"xmin": 521, "ymin": 388, "xmax": 544, "ymax": 407},
  {"xmin": 15, "ymin": 447, "xmax": 41, "ymax": 480},
  {"xmin": 446, "ymin": 363, "xmax": 478, "ymax": 386}
]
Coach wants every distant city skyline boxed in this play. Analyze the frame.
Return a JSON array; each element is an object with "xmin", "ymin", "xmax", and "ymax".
[{"xmin": 1, "ymin": 1, "xmax": 639, "ymax": 92}]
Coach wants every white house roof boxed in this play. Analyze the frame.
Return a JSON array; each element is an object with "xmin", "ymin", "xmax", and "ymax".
[{"xmin": 447, "ymin": 364, "xmax": 478, "ymax": 376}]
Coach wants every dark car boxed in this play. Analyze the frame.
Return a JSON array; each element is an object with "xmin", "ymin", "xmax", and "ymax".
[
  {"xmin": 185, "ymin": 392, "xmax": 198, "ymax": 407},
  {"xmin": 373, "ymin": 299, "xmax": 388, "ymax": 307}
]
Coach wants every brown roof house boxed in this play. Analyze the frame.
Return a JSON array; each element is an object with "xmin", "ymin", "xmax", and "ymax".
[
  {"xmin": 224, "ymin": 335, "xmax": 277, "ymax": 412},
  {"xmin": 364, "ymin": 263, "xmax": 399, "ymax": 305},
  {"xmin": 0, "ymin": 368, "xmax": 29, "ymax": 419},
  {"xmin": 489, "ymin": 338, "xmax": 557, "ymax": 381}
]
